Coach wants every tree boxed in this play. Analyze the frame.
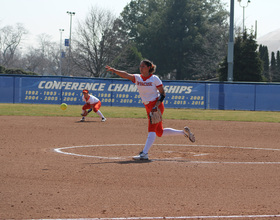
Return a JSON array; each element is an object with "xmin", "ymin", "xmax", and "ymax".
[
  {"xmin": 219, "ymin": 31, "xmax": 263, "ymax": 82},
  {"xmin": 0, "ymin": 65, "xmax": 37, "ymax": 75},
  {"xmin": 120, "ymin": 0, "xmax": 166, "ymax": 41},
  {"xmin": 21, "ymin": 47, "xmax": 43, "ymax": 73},
  {"xmin": 270, "ymin": 51, "xmax": 279, "ymax": 82},
  {"xmin": 119, "ymin": 0, "xmax": 229, "ymax": 80},
  {"xmin": 259, "ymin": 44, "xmax": 270, "ymax": 81},
  {"xmin": 107, "ymin": 44, "xmax": 143, "ymax": 78},
  {"xmin": 21, "ymin": 34, "xmax": 61, "ymax": 75},
  {"xmin": 0, "ymin": 23, "xmax": 27, "ymax": 68},
  {"xmin": 72, "ymin": 7, "xmax": 120, "ymax": 77},
  {"xmin": 272, "ymin": 50, "xmax": 280, "ymax": 82}
]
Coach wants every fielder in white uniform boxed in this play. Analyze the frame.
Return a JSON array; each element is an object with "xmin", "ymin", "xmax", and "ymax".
[
  {"xmin": 80, "ymin": 89, "xmax": 106, "ymax": 122},
  {"xmin": 106, "ymin": 59, "xmax": 195, "ymax": 160}
]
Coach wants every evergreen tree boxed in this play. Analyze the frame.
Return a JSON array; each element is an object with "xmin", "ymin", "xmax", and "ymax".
[
  {"xmin": 274, "ymin": 51, "xmax": 280, "ymax": 82},
  {"xmin": 119, "ymin": 0, "xmax": 228, "ymax": 80},
  {"xmin": 270, "ymin": 52, "xmax": 277, "ymax": 82},
  {"xmin": 259, "ymin": 44, "xmax": 269, "ymax": 81},
  {"xmin": 0, "ymin": 65, "xmax": 38, "ymax": 75},
  {"xmin": 218, "ymin": 31, "xmax": 263, "ymax": 82},
  {"xmin": 108, "ymin": 44, "xmax": 143, "ymax": 77}
]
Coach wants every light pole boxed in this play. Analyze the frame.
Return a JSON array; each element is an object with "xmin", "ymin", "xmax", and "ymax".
[
  {"xmin": 66, "ymin": 11, "xmax": 75, "ymax": 75},
  {"xmin": 237, "ymin": 0, "xmax": 250, "ymax": 32},
  {"xmin": 59, "ymin": 29, "xmax": 64, "ymax": 75},
  {"xmin": 227, "ymin": 0, "xmax": 235, "ymax": 82}
]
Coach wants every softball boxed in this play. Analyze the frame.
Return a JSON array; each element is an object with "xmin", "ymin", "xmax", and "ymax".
[{"xmin": 60, "ymin": 103, "xmax": 67, "ymax": 110}]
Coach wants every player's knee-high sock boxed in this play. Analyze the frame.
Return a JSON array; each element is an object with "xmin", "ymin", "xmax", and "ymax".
[
  {"xmin": 162, "ymin": 128, "xmax": 184, "ymax": 136},
  {"xmin": 96, "ymin": 110, "xmax": 105, "ymax": 118},
  {"xmin": 143, "ymin": 132, "xmax": 156, "ymax": 154}
]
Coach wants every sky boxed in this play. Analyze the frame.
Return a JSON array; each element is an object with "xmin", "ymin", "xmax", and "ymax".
[{"xmin": 0, "ymin": 0, "xmax": 280, "ymax": 49}]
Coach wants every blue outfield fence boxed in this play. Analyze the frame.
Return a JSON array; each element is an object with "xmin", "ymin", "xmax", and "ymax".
[{"xmin": 1, "ymin": 74, "xmax": 280, "ymax": 111}]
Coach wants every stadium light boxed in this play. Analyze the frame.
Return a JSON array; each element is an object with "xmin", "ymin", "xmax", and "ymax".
[
  {"xmin": 227, "ymin": 0, "xmax": 235, "ymax": 82},
  {"xmin": 237, "ymin": 0, "xmax": 251, "ymax": 32},
  {"xmin": 59, "ymin": 29, "xmax": 64, "ymax": 75},
  {"xmin": 66, "ymin": 11, "xmax": 75, "ymax": 75}
]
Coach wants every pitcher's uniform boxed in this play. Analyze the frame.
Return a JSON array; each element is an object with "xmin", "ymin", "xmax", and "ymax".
[{"xmin": 132, "ymin": 74, "xmax": 165, "ymax": 137}]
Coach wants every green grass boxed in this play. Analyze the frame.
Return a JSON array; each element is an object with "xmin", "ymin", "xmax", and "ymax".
[{"xmin": 0, "ymin": 103, "xmax": 280, "ymax": 123}]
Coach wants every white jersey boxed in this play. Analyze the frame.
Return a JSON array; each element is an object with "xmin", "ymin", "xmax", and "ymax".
[
  {"xmin": 82, "ymin": 94, "xmax": 100, "ymax": 104},
  {"xmin": 132, "ymin": 74, "xmax": 163, "ymax": 103}
]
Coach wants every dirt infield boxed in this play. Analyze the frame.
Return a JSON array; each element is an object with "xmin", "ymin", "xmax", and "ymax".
[{"xmin": 1, "ymin": 115, "xmax": 280, "ymax": 219}]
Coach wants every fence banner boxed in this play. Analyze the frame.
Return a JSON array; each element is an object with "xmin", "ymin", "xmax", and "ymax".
[
  {"xmin": 1, "ymin": 75, "xmax": 280, "ymax": 111},
  {"xmin": 0, "ymin": 76, "xmax": 14, "ymax": 103}
]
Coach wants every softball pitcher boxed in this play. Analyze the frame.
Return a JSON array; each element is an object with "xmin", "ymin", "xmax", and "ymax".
[{"xmin": 106, "ymin": 59, "xmax": 195, "ymax": 160}]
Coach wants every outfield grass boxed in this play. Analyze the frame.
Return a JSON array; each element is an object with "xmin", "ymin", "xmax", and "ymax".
[{"xmin": 0, "ymin": 103, "xmax": 280, "ymax": 123}]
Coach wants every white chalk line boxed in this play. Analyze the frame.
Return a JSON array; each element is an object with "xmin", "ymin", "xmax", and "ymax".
[
  {"xmin": 53, "ymin": 144, "xmax": 280, "ymax": 164},
  {"xmin": 37, "ymin": 213, "xmax": 280, "ymax": 219},
  {"xmin": 52, "ymin": 145, "xmax": 280, "ymax": 219}
]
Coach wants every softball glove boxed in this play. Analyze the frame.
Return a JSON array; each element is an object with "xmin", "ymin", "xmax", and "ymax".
[
  {"xmin": 81, "ymin": 111, "xmax": 88, "ymax": 117},
  {"xmin": 149, "ymin": 108, "xmax": 162, "ymax": 124}
]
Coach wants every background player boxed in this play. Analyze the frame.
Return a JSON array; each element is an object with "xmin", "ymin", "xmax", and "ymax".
[
  {"xmin": 105, "ymin": 59, "xmax": 195, "ymax": 160},
  {"xmin": 80, "ymin": 89, "xmax": 106, "ymax": 122}
]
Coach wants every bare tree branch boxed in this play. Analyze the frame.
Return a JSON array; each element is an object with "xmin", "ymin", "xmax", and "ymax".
[
  {"xmin": 72, "ymin": 6, "xmax": 119, "ymax": 77},
  {"xmin": 0, "ymin": 23, "xmax": 27, "ymax": 68}
]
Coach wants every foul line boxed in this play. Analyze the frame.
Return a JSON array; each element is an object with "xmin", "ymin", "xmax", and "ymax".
[
  {"xmin": 38, "ymin": 214, "xmax": 280, "ymax": 219},
  {"xmin": 53, "ymin": 144, "xmax": 280, "ymax": 164}
]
